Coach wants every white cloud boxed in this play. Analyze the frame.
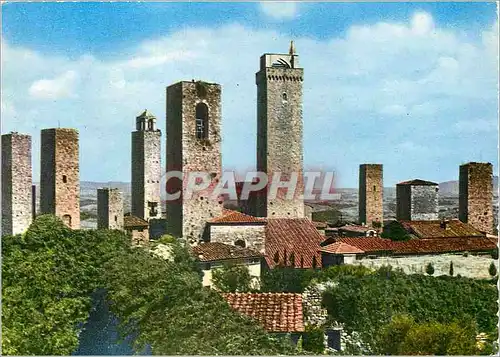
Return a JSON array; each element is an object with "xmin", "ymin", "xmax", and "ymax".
[
  {"xmin": 259, "ymin": 2, "xmax": 298, "ymax": 20},
  {"xmin": 29, "ymin": 70, "xmax": 78, "ymax": 99},
  {"xmin": 1, "ymin": 12, "xmax": 498, "ymax": 186}
]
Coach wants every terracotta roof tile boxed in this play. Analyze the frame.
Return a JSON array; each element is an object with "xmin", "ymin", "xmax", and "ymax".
[
  {"xmin": 221, "ymin": 293, "xmax": 304, "ymax": 332},
  {"xmin": 336, "ymin": 238, "xmax": 394, "ymax": 253},
  {"xmin": 265, "ymin": 218, "xmax": 324, "ymax": 269},
  {"xmin": 399, "ymin": 219, "xmax": 484, "ymax": 239},
  {"xmin": 210, "ymin": 209, "xmax": 266, "ymax": 224},
  {"xmin": 320, "ymin": 242, "xmax": 365, "ymax": 254},
  {"xmin": 191, "ymin": 242, "xmax": 263, "ymax": 262},
  {"xmin": 123, "ymin": 215, "xmax": 149, "ymax": 228}
]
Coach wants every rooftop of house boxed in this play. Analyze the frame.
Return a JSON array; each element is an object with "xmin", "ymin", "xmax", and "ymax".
[
  {"xmin": 338, "ymin": 224, "xmax": 377, "ymax": 233},
  {"xmin": 399, "ymin": 219, "xmax": 485, "ymax": 239},
  {"xmin": 320, "ymin": 242, "xmax": 364, "ymax": 254},
  {"xmin": 221, "ymin": 292, "xmax": 304, "ymax": 333},
  {"xmin": 397, "ymin": 179, "xmax": 439, "ymax": 186},
  {"xmin": 210, "ymin": 209, "xmax": 266, "ymax": 224},
  {"xmin": 191, "ymin": 242, "xmax": 263, "ymax": 262},
  {"xmin": 123, "ymin": 215, "xmax": 149, "ymax": 228},
  {"xmin": 265, "ymin": 218, "xmax": 324, "ymax": 269}
]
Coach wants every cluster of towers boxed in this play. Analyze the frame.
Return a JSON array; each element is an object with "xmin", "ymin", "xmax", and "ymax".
[{"xmin": 358, "ymin": 162, "xmax": 495, "ymax": 234}]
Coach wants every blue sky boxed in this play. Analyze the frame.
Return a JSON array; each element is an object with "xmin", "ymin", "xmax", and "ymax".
[{"xmin": 1, "ymin": 2, "xmax": 498, "ymax": 187}]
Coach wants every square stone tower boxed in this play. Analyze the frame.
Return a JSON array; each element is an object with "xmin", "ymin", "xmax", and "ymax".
[
  {"xmin": 131, "ymin": 110, "xmax": 161, "ymax": 221},
  {"xmin": 358, "ymin": 164, "xmax": 383, "ymax": 227},
  {"xmin": 40, "ymin": 128, "xmax": 80, "ymax": 229},
  {"xmin": 166, "ymin": 80, "xmax": 223, "ymax": 243},
  {"xmin": 1, "ymin": 132, "xmax": 32, "ymax": 235},
  {"xmin": 256, "ymin": 42, "xmax": 304, "ymax": 218},
  {"xmin": 459, "ymin": 162, "xmax": 494, "ymax": 234},
  {"xmin": 396, "ymin": 179, "xmax": 439, "ymax": 221},
  {"xmin": 97, "ymin": 188, "xmax": 124, "ymax": 230}
]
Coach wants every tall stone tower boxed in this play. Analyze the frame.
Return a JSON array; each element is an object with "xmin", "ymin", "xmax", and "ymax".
[
  {"xmin": 256, "ymin": 42, "xmax": 304, "ymax": 218},
  {"xmin": 97, "ymin": 188, "xmax": 124, "ymax": 230},
  {"xmin": 1, "ymin": 132, "xmax": 32, "ymax": 235},
  {"xmin": 166, "ymin": 80, "xmax": 223, "ymax": 243},
  {"xmin": 359, "ymin": 164, "xmax": 383, "ymax": 227},
  {"xmin": 396, "ymin": 179, "xmax": 439, "ymax": 221},
  {"xmin": 131, "ymin": 110, "xmax": 161, "ymax": 221},
  {"xmin": 459, "ymin": 162, "xmax": 494, "ymax": 234},
  {"xmin": 40, "ymin": 128, "xmax": 80, "ymax": 229}
]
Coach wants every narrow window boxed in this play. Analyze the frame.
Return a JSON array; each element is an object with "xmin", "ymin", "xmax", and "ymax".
[
  {"xmin": 195, "ymin": 103, "xmax": 209, "ymax": 139},
  {"xmin": 114, "ymin": 215, "xmax": 118, "ymax": 222},
  {"xmin": 373, "ymin": 185, "xmax": 376, "ymax": 192},
  {"xmin": 148, "ymin": 202, "xmax": 158, "ymax": 217},
  {"xmin": 148, "ymin": 119, "xmax": 154, "ymax": 131},
  {"xmin": 282, "ymin": 92, "xmax": 288, "ymax": 102},
  {"xmin": 62, "ymin": 175, "xmax": 67, "ymax": 183}
]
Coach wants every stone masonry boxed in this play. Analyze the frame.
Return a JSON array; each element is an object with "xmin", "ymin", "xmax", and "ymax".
[
  {"xmin": 396, "ymin": 179, "xmax": 439, "ymax": 221},
  {"xmin": 166, "ymin": 81, "xmax": 223, "ymax": 244},
  {"xmin": 209, "ymin": 224, "xmax": 267, "ymax": 254},
  {"xmin": 40, "ymin": 128, "xmax": 80, "ymax": 229},
  {"xmin": 358, "ymin": 164, "xmax": 383, "ymax": 227},
  {"xmin": 256, "ymin": 43, "xmax": 304, "ymax": 219},
  {"xmin": 97, "ymin": 188, "xmax": 124, "ymax": 230},
  {"xmin": 459, "ymin": 162, "xmax": 494, "ymax": 234},
  {"xmin": 131, "ymin": 110, "xmax": 162, "ymax": 221},
  {"xmin": 1, "ymin": 132, "xmax": 32, "ymax": 235}
]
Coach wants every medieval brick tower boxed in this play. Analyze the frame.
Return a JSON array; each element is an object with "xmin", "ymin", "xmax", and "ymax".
[
  {"xmin": 359, "ymin": 164, "xmax": 383, "ymax": 227},
  {"xmin": 1, "ymin": 132, "xmax": 32, "ymax": 235},
  {"xmin": 97, "ymin": 188, "xmax": 124, "ymax": 230},
  {"xmin": 256, "ymin": 42, "xmax": 304, "ymax": 218},
  {"xmin": 131, "ymin": 110, "xmax": 162, "ymax": 221},
  {"xmin": 166, "ymin": 80, "xmax": 223, "ymax": 243},
  {"xmin": 459, "ymin": 162, "xmax": 494, "ymax": 234},
  {"xmin": 40, "ymin": 128, "xmax": 80, "ymax": 229}
]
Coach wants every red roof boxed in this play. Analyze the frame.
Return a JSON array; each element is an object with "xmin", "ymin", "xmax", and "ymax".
[
  {"xmin": 221, "ymin": 293, "xmax": 304, "ymax": 332},
  {"xmin": 399, "ymin": 219, "xmax": 484, "ymax": 239},
  {"xmin": 210, "ymin": 209, "xmax": 266, "ymax": 224},
  {"xmin": 191, "ymin": 242, "xmax": 262, "ymax": 262},
  {"xmin": 265, "ymin": 218, "xmax": 324, "ymax": 268},
  {"xmin": 336, "ymin": 238, "xmax": 394, "ymax": 253},
  {"xmin": 320, "ymin": 242, "xmax": 364, "ymax": 254},
  {"xmin": 123, "ymin": 215, "xmax": 149, "ymax": 228}
]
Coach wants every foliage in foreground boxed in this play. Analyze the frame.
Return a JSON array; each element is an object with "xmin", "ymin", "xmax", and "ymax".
[{"xmin": 211, "ymin": 262, "xmax": 254, "ymax": 292}]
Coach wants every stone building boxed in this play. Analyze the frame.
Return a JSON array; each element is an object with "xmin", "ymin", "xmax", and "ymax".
[
  {"xmin": 1, "ymin": 132, "xmax": 32, "ymax": 235},
  {"xmin": 131, "ymin": 110, "xmax": 161, "ymax": 221},
  {"xmin": 166, "ymin": 80, "xmax": 223, "ymax": 243},
  {"xmin": 256, "ymin": 42, "xmax": 304, "ymax": 218},
  {"xmin": 396, "ymin": 179, "xmax": 439, "ymax": 221},
  {"xmin": 97, "ymin": 188, "xmax": 124, "ymax": 230},
  {"xmin": 459, "ymin": 162, "xmax": 494, "ymax": 234},
  {"xmin": 358, "ymin": 164, "xmax": 383, "ymax": 227},
  {"xmin": 40, "ymin": 128, "xmax": 80, "ymax": 229},
  {"xmin": 124, "ymin": 215, "xmax": 149, "ymax": 245}
]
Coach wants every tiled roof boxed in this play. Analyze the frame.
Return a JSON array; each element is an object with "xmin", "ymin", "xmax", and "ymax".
[
  {"xmin": 124, "ymin": 215, "xmax": 149, "ymax": 228},
  {"xmin": 320, "ymin": 242, "xmax": 364, "ymax": 254},
  {"xmin": 399, "ymin": 219, "xmax": 485, "ymax": 239},
  {"xmin": 335, "ymin": 237, "xmax": 497, "ymax": 255},
  {"xmin": 191, "ymin": 242, "xmax": 263, "ymax": 262},
  {"xmin": 265, "ymin": 218, "xmax": 324, "ymax": 268},
  {"xmin": 210, "ymin": 209, "xmax": 266, "ymax": 224},
  {"xmin": 339, "ymin": 225, "xmax": 374, "ymax": 233},
  {"xmin": 397, "ymin": 179, "xmax": 438, "ymax": 186},
  {"xmin": 221, "ymin": 293, "xmax": 304, "ymax": 332}
]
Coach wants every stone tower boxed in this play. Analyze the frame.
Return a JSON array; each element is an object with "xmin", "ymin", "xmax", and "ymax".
[
  {"xmin": 97, "ymin": 188, "xmax": 124, "ymax": 230},
  {"xmin": 131, "ymin": 110, "xmax": 161, "ymax": 221},
  {"xmin": 256, "ymin": 42, "xmax": 304, "ymax": 218},
  {"xmin": 358, "ymin": 164, "xmax": 383, "ymax": 227},
  {"xmin": 396, "ymin": 179, "xmax": 439, "ymax": 221},
  {"xmin": 40, "ymin": 128, "xmax": 80, "ymax": 229},
  {"xmin": 459, "ymin": 162, "xmax": 494, "ymax": 234},
  {"xmin": 1, "ymin": 132, "xmax": 32, "ymax": 235},
  {"xmin": 166, "ymin": 80, "xmax": 223, "ymax": 243}
]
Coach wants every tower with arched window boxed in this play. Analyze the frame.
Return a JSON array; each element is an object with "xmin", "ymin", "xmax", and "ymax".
[
  {"xmin": 131, "ymin": 109, "xmax": 162, "ymax": 221},
  {"xmin": 256, "ymin": 42, "xmax": 305, "ymax": 218},
  {"xmin": 166, "ymin": 80, "xmax": 223, "ymax": 244}
]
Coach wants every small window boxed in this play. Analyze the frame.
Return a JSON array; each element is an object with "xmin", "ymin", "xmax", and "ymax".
[
  {"xmin": 234, "ymin": 239, "xmax": 246, "ymax": 248},
  {"xmin": 62, "ymin": 175, "xmax": 67, "ymax": 183},
  {"xmin": 195, "ymin": 103, "xmax": 209, "ymax": 140},
  {"xmin": 282, "ymin": 92, "xmax": 288, "ymax": 102},
  {"xmin": 373, "ymin": 185, "xmax": 376, "ymax": 192},
  {"xmin": 138, "ymin": 228, "xmax": 144, "ymax": 232},
  {"xmin": 114, "ymin": 215, "xmax": 118, "ymax": 222}
]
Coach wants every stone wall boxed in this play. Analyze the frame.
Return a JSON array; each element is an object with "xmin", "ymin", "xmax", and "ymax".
[
  {"xmin": 256, "ymin": 54, "xmax": 304, "ymax": 219},
  {"xmin": 209, "ymin": 224, "xmax": 266, "ymax": 254},
  {"xmin": 97, "ymin": 188, "xmax": 124, "ymax": 230},
  {"xmin": 129, "ymin": 227, "xmax": 149, "ymax": 246},
  {"xmin": 410, "ymin": 185, "xmax": 438, "ymax": 220},
  {"xmin": 166, "ymin": 81, "xmax": 223, "ymax": 244},
  {"xmin": 459, "ymin": 163, "xmax": 494, "ymax": 234},
  {"xmin": 358, "ymin": 164, "xmax": 383, "ymax": 227},
  {"xmin": 40, "ymin": 128, "xmax": 80, "ymax": 229},
  {"xmin": 1, "ymin": 133, "xmax": 32, "ymax": 235}
]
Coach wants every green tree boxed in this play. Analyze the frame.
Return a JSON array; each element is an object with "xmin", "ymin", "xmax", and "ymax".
[
  {"xmin": 425, "ymin": 262, "xmax": 435, "ymax": 276},
  {"xmin": 211, "ymin": 263, "xmax": 253, "ymax": 292},
  {"xmin": 488, "ymin": 262, "xmax": 497, "ymax": 277},
  {"xmin": 381, "ymin": 221, "xmax": 411, "ymax": 241},
  {"xmin": 302, "ymin": 325, "xmax": 325, "ymax": 354},
  {"xmin": 449, "ymin": 261, "xmax": 454, "ymax": 276}
]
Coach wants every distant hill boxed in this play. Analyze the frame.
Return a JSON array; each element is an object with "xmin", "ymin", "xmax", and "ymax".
[{"xmin": 439, "ymin": 176, "xmax": 498, "ymax": 195}]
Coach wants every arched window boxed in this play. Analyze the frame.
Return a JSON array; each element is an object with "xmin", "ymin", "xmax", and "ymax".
[
  {"xmin": 282, "ymin": 92, "xmax": 288, "ymax": 102},
  {"xmin": 195, "ymin": 103, "xmax": 209, "ymax": 139},
  {"xmin": 148, "ymin": 119, "xmax": 154, "ymax": 131},
  {"xmin": 234, "ymin": 239, "xmax": 246, "ymax": 248},
  {"xmin": 62, "ymin": 214, "xmax": 72, "ymax": 228}
]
